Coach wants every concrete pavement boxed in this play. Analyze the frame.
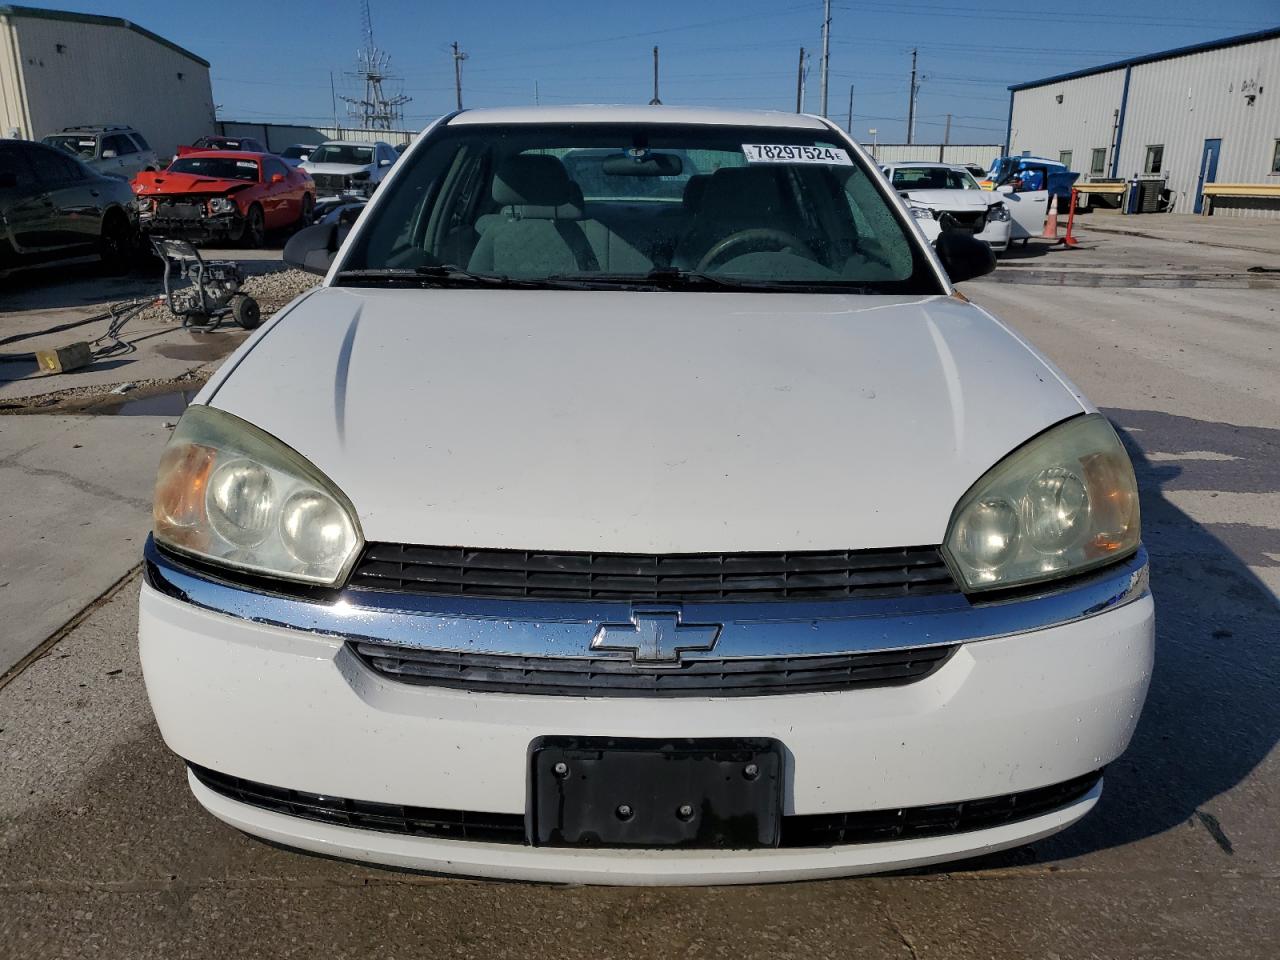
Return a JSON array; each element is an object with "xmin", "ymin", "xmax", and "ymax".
[{"xmin": 1, "ymin": 220, "xmax": 1277, "ymax": 958}]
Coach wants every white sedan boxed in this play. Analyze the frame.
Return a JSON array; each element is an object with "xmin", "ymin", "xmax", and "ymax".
[
  {"xmin": 883, "ymin": 162, "xmax": 1012, "ymax": 253},
  {"xmin": 139, "ymin": 106, "xmax": 1152, "ymax": 886}
]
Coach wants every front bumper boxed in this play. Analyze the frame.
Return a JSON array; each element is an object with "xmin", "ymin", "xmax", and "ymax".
[
  {"xmin": 139, "ymin": 210, "xmax": 243, "ymax": 240},
  {"xmin": 916, "ymin": 215, "xmax": 1011, "ymax": 252},
  {"xmin": 139, "ymin": 547, "xmax": 1153, "ymax": 884}
]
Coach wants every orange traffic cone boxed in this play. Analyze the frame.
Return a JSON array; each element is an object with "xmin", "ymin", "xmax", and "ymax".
[{"xmin": 1042, "ymin": 193, "xmax": 1060, "ymax": 239}]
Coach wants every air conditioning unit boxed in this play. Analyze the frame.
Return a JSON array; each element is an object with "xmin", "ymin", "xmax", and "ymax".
[{"xmin": 1127, "ymin": 174, "xmax": 1167, "ymax": 214}]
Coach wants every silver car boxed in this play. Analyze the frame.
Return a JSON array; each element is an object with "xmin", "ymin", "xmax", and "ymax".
[{"xmin": 41, "ymin": 125, "xmax": 160, "ymax": 179}]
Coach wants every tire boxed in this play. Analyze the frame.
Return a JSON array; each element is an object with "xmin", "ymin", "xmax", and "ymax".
[
  {"xmin": 231, "ymin": 294, "xmax": 262, "ymax": 330},
  {"xmin": 98, "ymin": 209, "xmax": 132, "ymax": 274},
  {"xmin": 242, "ymin": 204, "xmax": 265, "ymax": 249},
  {"xmin": 297, "ymin": 193, "xmax": 315, "ymax": 230}
]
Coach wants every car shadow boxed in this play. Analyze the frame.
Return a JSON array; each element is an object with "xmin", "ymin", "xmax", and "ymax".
[{"xmin": 952, "ymin": 406, "xmax": 1280, "ymax": 870}]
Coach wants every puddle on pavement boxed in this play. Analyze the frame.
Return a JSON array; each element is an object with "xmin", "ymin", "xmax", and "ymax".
[
  {"xmin": 155, "ymin": 333, "xmax": 248, "ymax": 362},
  {"xmin": 92, "ymin": 386, "xmax": 197, "ymax": 416}
]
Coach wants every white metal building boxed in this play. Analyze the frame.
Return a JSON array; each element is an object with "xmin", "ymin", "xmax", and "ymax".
[
  {"xmin": 1006, "ymin": 27, "xmax": 1280, "ymax": 217},
  {"xmin": 0, "ymin": 5, "xmax": 214, "ymax": 159},
  {"xmin": 870, "ymin": 144, "xmax": 1001, "ymax": 168}
]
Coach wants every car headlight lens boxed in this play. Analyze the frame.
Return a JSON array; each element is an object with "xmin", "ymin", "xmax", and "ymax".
[
  {"xmin": 350, "ymin": 170, "xmax": 370, "ymax": 182},
  {"xmin": 208, "ymin": 196, "xmax": 236, "ymax": 214},
  {"xmin": 943, "ymin": 414, "xmax": 1140, "ymax": 592},
  {"xmin": 908, "ymin": 203, "xmax": 936, "ymax": 221},
  {"xmin": 153, "ymin": 405, "xmax": 361, "ymax": 585},
  {"xmin": 987, "ymin": 202, "xmax": 1011, "ymax": 222}
]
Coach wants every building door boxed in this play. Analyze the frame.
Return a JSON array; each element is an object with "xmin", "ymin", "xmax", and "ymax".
[{"xmin": 1194, "ymin": 139, "xmax": 1221, "ymax": 214}]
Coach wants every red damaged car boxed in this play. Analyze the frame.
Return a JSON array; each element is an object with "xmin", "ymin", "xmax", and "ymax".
[{"xmin": 132, "ymin": 152, "xmax": 314, "ymax": 247}]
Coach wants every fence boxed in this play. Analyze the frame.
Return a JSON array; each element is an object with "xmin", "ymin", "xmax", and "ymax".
[
  {"xmin": 867, "ymin": 144, "xmax": 1001, "ymax": 168},
  {"xmin": 216, "ymin": 121, "xmax": 422, "ymax": 152}
]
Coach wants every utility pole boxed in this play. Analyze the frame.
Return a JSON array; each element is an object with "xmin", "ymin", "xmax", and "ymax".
[
  {"xmin": 868, "ymin": 127, "xmax": 878, "ymax": 160},
  {"xmin": 330, "ymin": 71, "xmax": 338, "ymax": 130},
  {"xmin": 534, "ymin": 80, "xmax": 540, "ymax": 106},
  {"xmin": 452, "ymin": 41, "xmax": 468, "ymax": 111},
  {"xmin": 819, "ymin": 0, "xmax": 832, "ymax": 117},
  {"xmin": 846, "ymin": 83, "xmax": 854, "ymax": 132},
  {"xmin": 906, "ymin": 48, "xmax": 918, "ymax": 145},
  {"xmin": 649, "ymin": 46, "xmax": 662, "ymax": 105},
  {"xmin": 941, "ymin": 113, "xmax": 951, "ymax": 161},
  {"xmin": 795, "ymin": 47, "xmax": 806, "ymax": 112}
]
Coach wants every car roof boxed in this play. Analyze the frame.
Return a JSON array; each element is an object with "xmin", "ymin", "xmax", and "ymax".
[
  {"xmin": 318, "ymin": 140, "xmax": 382, "ymax": 146},
  {"xmin": 885, "ymin": 161, "xmax": 952, "ymax": 169},
  {"xmin": 60, "ymin": 124, "xmax": 134, "ymax": 133},
  {"xmin": 445, "ymin": 105, "xmax": 832, "ymax": 130}
]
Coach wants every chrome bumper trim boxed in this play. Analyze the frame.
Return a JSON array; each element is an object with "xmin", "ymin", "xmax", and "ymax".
[{"xmin": 143, "ymin": 538, "xmax": 1148, "ymax": 661}]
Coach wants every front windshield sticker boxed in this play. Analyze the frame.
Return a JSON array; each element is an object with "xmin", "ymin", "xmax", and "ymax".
[
  {"xmin": 235, "ymin": 161, "xmax": 258, "ymax": 169},
  {"xmin": 742, "ymin": 144, "xmax": 852, "ymax": 165}
]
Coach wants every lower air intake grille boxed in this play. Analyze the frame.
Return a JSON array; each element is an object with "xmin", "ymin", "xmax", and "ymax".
[
  {"xmin": 348, "ymin": 543, "xmax": 958, "ymax": 602},
  {"xmin": 190, "ymin": 764, "xmax": 1101, "ymax": 848},
  {"xmin": 352, "ymin": 642, "xmax": 956, "ymax": 697}
]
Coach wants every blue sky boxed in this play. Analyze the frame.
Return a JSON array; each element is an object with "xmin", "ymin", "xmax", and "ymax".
[{"xmin": 46, "ymin": 0, "xmax": 1280, "ymax": 143}]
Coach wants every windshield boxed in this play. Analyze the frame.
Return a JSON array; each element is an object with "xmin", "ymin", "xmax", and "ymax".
[
  {"xmin": 339, "ymin": 123, "xmax": 938, "ymax": 293},
  {"xmin": 43, "ymin": 135, "xmax": 98, "ymax": 159},
  {"xmin": 308, "ymin": 144, "xmax": 374, "ymax": 166},
  {"xmin": 281, "ymin": 145, "xmax": 312, "ymax": 160},
  {"xmin": 167, "ymin": 157, "xmax": 261, "ymax": 181},
  {"xmin": 891, "ymin": 166, "xmax": 978, "ymax": 191}
]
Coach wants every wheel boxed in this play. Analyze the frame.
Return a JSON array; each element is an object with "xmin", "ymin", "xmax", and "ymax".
[
  {"xmin": 231, "ymin": 294, "xmax": 262, "ymax": 330},
  {"xmin": 98, "ymin": 210, "xmax": 132, "ymax": 274},
  {"xmin": 241, "ymin": 204, "xmax": 265, "ymax": 249},
  {"xmin": 297, "ymin": 193, "xmax": 315, "ymax": 230}
]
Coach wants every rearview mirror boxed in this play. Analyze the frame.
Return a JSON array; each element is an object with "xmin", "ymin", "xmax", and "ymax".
[
  {"xmin": 934, "ymin": 231, "xmax": 996, "ymax": 284},
  {"xmin": 600, "ymin": 152, "xmax": 683, "ymax": 177},
  {"xmin": 284, "ymin": 222, "xmax": 341, "ymax": 276}
]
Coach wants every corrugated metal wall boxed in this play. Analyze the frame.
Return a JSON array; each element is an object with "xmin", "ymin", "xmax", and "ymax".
[
  {"xmin": 4, "ymin": 14, "xmax": 214, "ymax": 159},
  {"xmin": 1008, "ymin": 69, "xmax": 1127, "ymax": 176},
  {"xmin": 1010, "ymin": 34, "xmax": 1280, "ymax": 218},
  {"xmin": 869, "ymin": 144, "xmax": 1001, "ymax": 167},
  {"xmin": 0, "ymin": 19, "xmax": 31, "ymax": 137},
  {"xmin": 1118, "ymin": 37, "xmax": 1280, "ymax": 217}
]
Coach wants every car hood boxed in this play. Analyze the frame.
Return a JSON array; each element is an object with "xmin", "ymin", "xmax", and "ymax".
[
  {"xmin": 300, "ymin": 162, "xmax": 372, "ymax": 176},
  {"xmin": 900, "ymin": 189, "xmax": 995, "ymax": 209},
  {"xmin": 206, "ymin": 288, "xmax": 1086, "ymax": 553},
  {"xmin": 133, "ymin": 172, "xmax": 253, "ymax": 196}
]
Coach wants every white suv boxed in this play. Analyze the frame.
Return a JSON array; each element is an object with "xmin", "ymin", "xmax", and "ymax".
[
  {"xmin": 41, "ymin": 125, "xmax": 160, "ymax": 179},
  {"xmin": 299, "ymin": 140, "xmax": 397, "ymax": 201}
]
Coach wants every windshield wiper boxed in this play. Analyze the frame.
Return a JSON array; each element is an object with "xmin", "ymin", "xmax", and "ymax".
[
  {"xmin": 333, "ymin": 266, "xmax": 636, "ymax": 290},
  {"xmin": 546, "ymin": 268, "xmax": 876, "ymax": 293}
]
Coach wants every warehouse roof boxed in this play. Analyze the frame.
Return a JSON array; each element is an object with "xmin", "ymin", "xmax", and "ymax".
[
  {"xmin": 1009, "ymin": 25, "xmax": 1280, "ymax": 92},
  {"xmin": 0, "ymin": 4, "xmax": 209, "ymax": 67}
]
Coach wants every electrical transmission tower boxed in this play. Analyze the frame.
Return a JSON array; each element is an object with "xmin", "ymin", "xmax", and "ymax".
[{"xmin": 340, "ymin": 0, "xmax": 410, "ymax": 130}]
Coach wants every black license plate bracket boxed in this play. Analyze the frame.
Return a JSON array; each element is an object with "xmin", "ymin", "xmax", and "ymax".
[{"xmin": 528, "ymin": 736, "xmax": 783, "ymax": 849}]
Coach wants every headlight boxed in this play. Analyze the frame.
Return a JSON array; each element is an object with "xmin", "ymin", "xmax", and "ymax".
[
  {"xmin": 987, "ymin": 202, "xmax": 1011, "ymax": 222},
  {"xmin": 350, "ymin": 170, "xmax": 370, "ymax": 182},
  {"xmin": 153, "ymin": 405, "xmax": 361, "ymax": 586},
  {"xmin": 208, "ymin": 196, "xmax": 237, "ymax": 214},
  {"xmin": 908, "ymin": 203, "xmax": 936, "ymax": 221},
  {"xmin": 943, "ymin": 414, "xmax": 1140, "ymax": 592}
]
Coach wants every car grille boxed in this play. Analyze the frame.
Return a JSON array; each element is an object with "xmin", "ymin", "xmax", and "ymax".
[
  {"xmin": 311, "ymin": 173, "xmax": 348, "ymax": 194},
  {"xmin": 155, "ymin": 200, "xmax": 205, "ymax": 220},
  {"xmin": 189, "ymin": 764, "xmax": 1101, "ymax": 848},
  {"xmin": 348, "ymin": 543, "xmax": 958, "ymax": 602},
  {"xmin": 941, "ymin": 210, "xmax": 986, "ymax": 232},
  {"xmin": 352, "ymin": 642, "xmax": 956, "ymax": 697}
]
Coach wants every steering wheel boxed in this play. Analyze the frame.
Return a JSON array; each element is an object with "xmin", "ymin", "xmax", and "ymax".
[{"xmin": 696, "ymin": 228, "xmax": 811, "ymax": 273}]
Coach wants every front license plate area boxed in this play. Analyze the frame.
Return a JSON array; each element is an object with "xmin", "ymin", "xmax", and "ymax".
[{"xmin": 529, "ymin": 737, "xmax": 783, "ymax": 849}]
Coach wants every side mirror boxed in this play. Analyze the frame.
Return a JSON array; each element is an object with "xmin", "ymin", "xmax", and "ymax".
[
  {"xmin": 271, "ymin": 173, "xmax": 285, "ymax": 183},
  {"xmin": 101, "ymin": 149, "xmax": 118, "ymax": 159},
  {"xmin": 379, "ymin": 158, "xmax": 392, "ymax": 167},
  {"xmin": 934, "ymin": 231, "xmax": 996, "ymax": 284},
  {"xmin": 284, "ymin": 222, "xmax": 340, "ymax": 276},
  {"xmin": 0, "ymin": 171, "xmax": 17, "ymax": 189},
  {"xmin": 996, "ymin": 184, "xmax": 1014, "ymax": 195}
]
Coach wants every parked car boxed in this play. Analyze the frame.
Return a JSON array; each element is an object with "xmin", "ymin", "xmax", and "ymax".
[
  {"xmin": 41, "ymin": 124, "xmax": 160, "ymax": 179},
  {"xmin": 299, "ymin": 140, "xmax": 397, "ymax": 201},
  {"xmin": 0, "ymin": 138, "xmax": 137, "ymax": 276},
  {"xmin": 131, "ymin": 151, "xmax": 314, "ymax": 247},
  {"xmin": 176, "ymin": 135, "xmax": 269, "ymax": 157},
  {"xmin": 981, "ymin": 156, "xmax": 1080, "ymax": 243},
  {"xmin": 961, "ymin": 163, "xmax": 988, "ymax": 182},
  {"xmin": 140, "ymin": 106, "xmax": 1151, "ymax": 886},
  {"xmin": 279, "ymin": 144, "xmax": 318, "ymax": 168},
  {"xmin": 882, "ymin": 161, "xmax": 1011, "ymax": 253}
]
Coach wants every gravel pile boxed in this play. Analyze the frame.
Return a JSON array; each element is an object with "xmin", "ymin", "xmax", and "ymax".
[{"xmin": 128, "ymin": 267, "xmax": 320, "ymax": 327}]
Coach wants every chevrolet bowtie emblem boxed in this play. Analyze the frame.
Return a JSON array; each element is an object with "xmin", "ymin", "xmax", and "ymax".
[{"xmin": 591, "ymin": 610, "xmax": 722, "ymax": 664}]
